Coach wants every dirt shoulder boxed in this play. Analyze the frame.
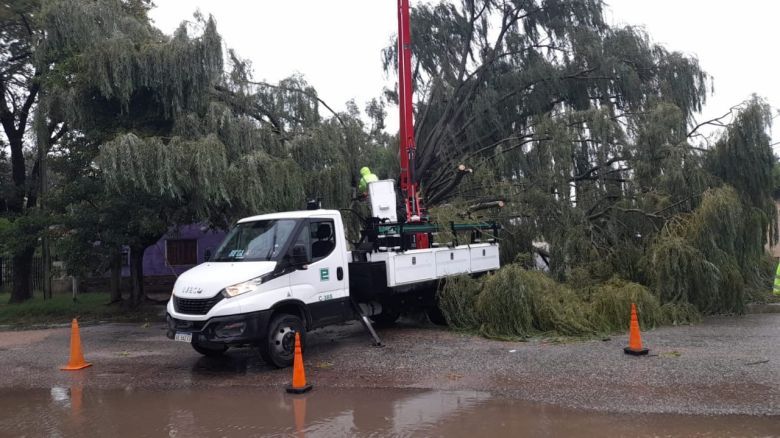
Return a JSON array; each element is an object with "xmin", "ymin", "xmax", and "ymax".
[{"xmin": 0, "ymin": 313, "xmax": 778, "ymax": 416}]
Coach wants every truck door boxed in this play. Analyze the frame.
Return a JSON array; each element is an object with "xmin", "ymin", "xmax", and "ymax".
[{"xmin": 288, "ymin": 218, "xmax": 350, "ymax": 328}]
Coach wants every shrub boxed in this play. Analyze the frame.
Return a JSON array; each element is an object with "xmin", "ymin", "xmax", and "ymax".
[{"xmin": 437, "ymin": 275, "xmax": 481, "ymax": 330}]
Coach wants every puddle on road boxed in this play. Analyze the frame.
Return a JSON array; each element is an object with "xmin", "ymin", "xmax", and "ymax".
[{"xmin": 0, "ymin": 386, "xmax": 777, "ymax": 437}]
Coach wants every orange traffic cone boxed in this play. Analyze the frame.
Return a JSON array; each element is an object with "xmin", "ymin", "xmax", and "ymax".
[
  {"xmin": 286, "ymin": 332, "xmax": 312, "ymax": 394},
  {"xmin": 624, "ymin": 303, "xmax": 649, "ymax": 356},
  {"xmin": 61, "ymin": 319, "xmax": 92, "ymax": 370}
]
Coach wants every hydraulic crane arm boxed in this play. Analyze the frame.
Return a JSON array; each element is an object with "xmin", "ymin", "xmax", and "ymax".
[
  {"xmin": 397, "ymin": 0, "xmax": 422, "ymax": 221},
  {"xmin": 397, "ymin": 0, "xmax": 430, "ymax": 249}
]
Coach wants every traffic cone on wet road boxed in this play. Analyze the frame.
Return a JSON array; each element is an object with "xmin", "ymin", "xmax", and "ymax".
[
  {"xmin": 624, "ymin": 303, "xmax": 649, "ymax": 356},
  {"xmin": 61, "ymin": 319, "xmax": 92, "ymax": 370},
  {"xmin": 286, "ymin": 332, "xmax": 312, "ymax": 394}
]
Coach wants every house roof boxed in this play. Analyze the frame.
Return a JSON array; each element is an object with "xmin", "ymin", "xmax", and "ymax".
[{"xmin": 237, "ymin": 209, "xmax": 341, "ymax": 223}]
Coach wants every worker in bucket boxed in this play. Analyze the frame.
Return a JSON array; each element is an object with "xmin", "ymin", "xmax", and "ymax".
[
  {"xmin": 774, "ymin": 260, "xmax": 780, "ymax": 296},
  {"xmin": 358, "ymin": 166, "xmax": 378, "ymax": 196}
]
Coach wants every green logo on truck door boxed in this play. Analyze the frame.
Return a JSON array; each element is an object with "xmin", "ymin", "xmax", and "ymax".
[{"xmin": 320, "ymin": 268, "xmax": 329, "ymax": 281}]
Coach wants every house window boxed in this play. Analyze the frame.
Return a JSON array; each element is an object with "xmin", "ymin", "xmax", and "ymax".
[{"xmin": 166, "ymin": 239, "xmax": 197, "ymax": 266}]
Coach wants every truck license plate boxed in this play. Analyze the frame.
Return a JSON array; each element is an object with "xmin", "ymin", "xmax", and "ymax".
[{"xmin": 174, "ymin": 332, "xmax": 192, "ymax": 343}]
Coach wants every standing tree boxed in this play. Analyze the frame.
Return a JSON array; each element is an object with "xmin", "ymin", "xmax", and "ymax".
[
  {"xmin": 381, "ymin": 0, "xmax": 773, "ymax": 313},
  {"xmin": 0, "ymin": 0, "xmax": 68, "ymax": 302},
  {"xmin": 33, "ymin": 0, "xmax": 222, "ymax": 306},
  {"xmin": 42, "ymin": 0, "xmax": 387, "ymax": 306}
]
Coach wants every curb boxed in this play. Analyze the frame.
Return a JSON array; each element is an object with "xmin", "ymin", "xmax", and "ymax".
[{"xmin": 745, "ymin": 303, "xmax": 780, "ymax": 314}]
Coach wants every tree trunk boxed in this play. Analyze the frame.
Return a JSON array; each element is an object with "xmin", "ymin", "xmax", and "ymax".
[
  {"xmin": 129, "ymin": 245, "xmax": 145, "ymax": 308},
  {"xmin": 42, "ymin": 235, "xmax": 52, "ymax": 300},
  {"xmin": 71, "ymin": 276, "xmax": 80, "ymax": 300},
  {"xmin": 9, "ymin": 247, "xmax": 35, "ymax": 303},
  {"xmin": 109, "ymin": 249, "xmax": 123, "ymax": 304}
]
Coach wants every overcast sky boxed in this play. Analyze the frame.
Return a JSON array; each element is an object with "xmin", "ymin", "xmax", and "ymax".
[{"xmin": 150, "ymin": 1, "xmax": 779, "ymax": 147}]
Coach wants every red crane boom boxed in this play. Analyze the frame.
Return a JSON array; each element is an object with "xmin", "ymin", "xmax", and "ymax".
[{"xmin": 397, "ymin": 0, "xmax": 429, "ymax": 248}]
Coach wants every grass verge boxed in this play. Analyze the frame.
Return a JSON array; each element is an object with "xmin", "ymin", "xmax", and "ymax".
[{"xmin": 0, "ymin": 292, "xmax": 164, "ymax": 328}]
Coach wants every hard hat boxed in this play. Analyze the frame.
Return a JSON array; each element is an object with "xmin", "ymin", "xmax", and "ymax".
[{"xmin": 360, "ymin": 166, "xmax": 371, "ymax": 175}]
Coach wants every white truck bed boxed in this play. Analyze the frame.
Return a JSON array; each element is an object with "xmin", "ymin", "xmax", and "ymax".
[{"xmin": 367, "ymin": 243, "xmax": 500, "ymax": 287}]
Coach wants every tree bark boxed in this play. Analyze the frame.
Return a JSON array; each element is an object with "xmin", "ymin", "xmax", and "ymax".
[
  {"xmin": 9, "ymin": 247, "xmax": 35, "ymax": 303},
  {"xmin": 109, "ymin": 249, "xmax": 123, "ymax": 304},
  {"xmin": 458, "ymin": 200, "xmax": 505, "ymax": 219},
  {"xmin": 1, "ymin": 77, "xmax": 40, "ymax": 303},
  {"xmin": 6, "ymin": 132, "xmax": 26, "ymax": 212},
  {"xmin": 42, "ymin": 235, "xmax": 51, "ymax": 300},
  {"xmin": 467, "ymin": 200, "xmax": 505, "ymax": 212},
  {"xmin": 426, "ymin": 164, "xmax": 473, "ymax": 205},
  {"xmin": 129, "ymin": 245, "xmax": 145, "ymax": 308}
]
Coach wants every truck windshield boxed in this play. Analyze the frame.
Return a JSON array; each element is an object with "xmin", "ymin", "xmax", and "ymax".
[{"xmin": 212, "ymin": 219, "xmax": 298, "ymax": 262}]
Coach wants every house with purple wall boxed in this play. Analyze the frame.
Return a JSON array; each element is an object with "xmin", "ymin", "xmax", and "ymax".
[{"xmin": 121, "ymin": 224, "xmax": 226, "ymax": 278}]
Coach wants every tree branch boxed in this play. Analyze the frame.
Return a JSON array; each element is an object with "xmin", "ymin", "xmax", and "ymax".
[
  {"xmin": 569, "ymin": 155, "xmax": 627, "ymax": 182},
  {"xmin": 247, "ymin": 80, "xmax": 347, "ymax": 129},
  {"xmin": 426, "ymin": 164, "xmax": 473, "ymax": 205},
  {"xmin": 687, "ymin": 101, "xmax": 748, "ymax": 138}
]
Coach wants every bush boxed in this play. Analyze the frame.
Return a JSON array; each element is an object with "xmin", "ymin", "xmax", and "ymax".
[
  {"xmin": 444, "ymin": 266, "xmax": 595, "ymax": 338},
  {"xmin": 525, "ymin": 271, "xmax": 595, "ymax": 336},
  {"xmin": 437, "ymin": 275, "xmax": 481, "ymax": 330},
  {"xmin": 585, "ymin": 279, "xmax": 665, "ymax": 331},
  {"xmin": 661, "ymin": 301, "xmax": 702, "ymax": 326},
  {"xmin": 437, "ymin": 265, "xmax": 702, "ymax": 340},
  {"xmin": 475, "ymin": 266, "xmax": 535, "ymax": 338}
]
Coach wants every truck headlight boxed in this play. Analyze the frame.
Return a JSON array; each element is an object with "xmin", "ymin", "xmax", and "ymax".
[{"xmin": 221, "ymin": 272, "xmax": 274, "ymax": 298}]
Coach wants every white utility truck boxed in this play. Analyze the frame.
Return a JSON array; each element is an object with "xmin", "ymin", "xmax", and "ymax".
[
  {"xmin": 166, "ymin": 0, "xmax": 501, "ymax": 367},
  {"xmin": 166, "ymin": 182, "xmax": 500, "ymax": 367}
]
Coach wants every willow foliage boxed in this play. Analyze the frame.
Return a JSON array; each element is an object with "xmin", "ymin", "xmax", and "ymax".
[
  {"xmin": 437, "ymin": 266, "xmax": 694, "ymax": 338},
  {"xmin": 476, "ymin": 267, "xmax": 596, "ymax": 338},
  {"xmin": 393, "ymin": 0, "xmax": 774, "ymax": 320},
  {"xmin": 648, "ymin": 186, "xmax": 766, "ymax": 314},
  {"xmin": 22, "ymin": 0, "xmax": 775, "ymax": 315},
  {"xmin": 36, "ymin": 0, "xmax": 371, "ymax": 226},
  {"xmin": 40, "ymin": 0, "xmax": 222, "ymax": 119},
  {"xmin": 438, "ymin": 275, "xmax": 482, "ymax": 329}
]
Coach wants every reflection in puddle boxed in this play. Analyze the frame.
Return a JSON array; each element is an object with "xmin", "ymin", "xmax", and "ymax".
[
  {"xmin": 49, "ymin": 387, "xmax": 69, "ymax": 405},
  {"xmin": 0, "ymin": 387, "xmax": 777, "ymax": 437}
]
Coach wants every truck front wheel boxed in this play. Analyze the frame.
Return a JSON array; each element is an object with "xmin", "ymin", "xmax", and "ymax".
[{"xmin": 259, "ymin": 313, "xmax": 306, "ymax": 368}]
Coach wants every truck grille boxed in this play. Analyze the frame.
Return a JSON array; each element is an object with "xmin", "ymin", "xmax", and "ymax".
[
  {"xmin": 169, "ymin": 318, "xmax": 207, "ymax": 332},
  {"xmin": 174, "ymin": 295, "xmax": 224, "ymax": 315}
]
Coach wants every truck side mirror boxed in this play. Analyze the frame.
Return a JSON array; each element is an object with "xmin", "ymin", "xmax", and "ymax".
[{"xmin": 291, "ymin": 243, "xmax": 310, "ymax": 269}]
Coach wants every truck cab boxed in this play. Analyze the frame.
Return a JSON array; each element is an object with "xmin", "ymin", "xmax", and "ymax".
[{"xmin": 166, "ymin": 210, "xmax": 353, "ymax": 367}]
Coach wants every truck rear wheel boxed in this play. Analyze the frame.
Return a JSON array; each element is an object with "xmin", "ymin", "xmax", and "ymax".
[
  {"xmin": 191, "ymin": 340, "xmax": 228, "ymax": 357},
  {"xmin": 426, "ymin": 306, "xmax": 448, "ymax": 326},
  {"xmin": 371, "ymin": 308, "xmax": 401, "ymax": 327},
  {"xmin": 259, "ymin": 313, "xmax": 305, "ymax": 368}
]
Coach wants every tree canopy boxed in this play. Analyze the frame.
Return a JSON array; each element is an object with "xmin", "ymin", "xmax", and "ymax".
[
  {"xmin": 0, "ymin": 0, "xmax": 775, "ymax": 317},
  {"xmin": 382, "ymin": 0, "xmax": 774, "ymax": 315}
]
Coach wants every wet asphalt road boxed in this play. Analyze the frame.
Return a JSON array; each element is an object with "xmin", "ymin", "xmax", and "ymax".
[{"xmin": 0, "ymin": 313, "xmax": 778, "ymax": 417}]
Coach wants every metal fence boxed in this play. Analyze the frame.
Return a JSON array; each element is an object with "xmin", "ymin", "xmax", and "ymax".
[{"xmin": 0, "ymin": 256, "xmax": 45, "ymax": 293}]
